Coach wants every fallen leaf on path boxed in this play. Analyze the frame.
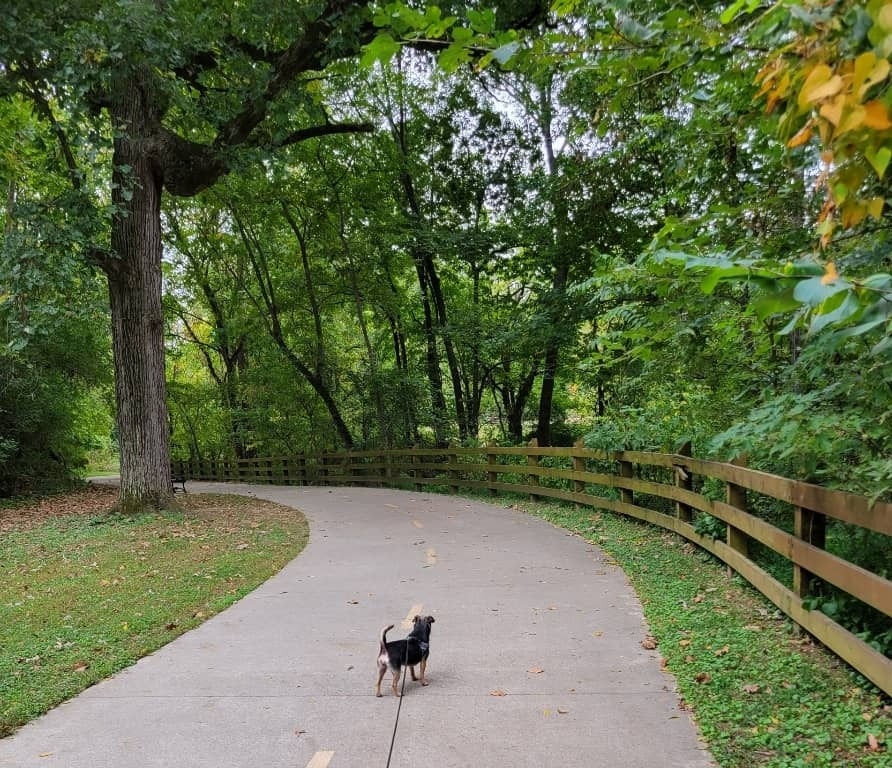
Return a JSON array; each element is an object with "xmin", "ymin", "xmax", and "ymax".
[
  {"xmin": 490, "ymin": 690, "xmax": 507, "ymax": 696},
  {"xmin": 592, "ymin": 631, "xmax": 603, "ymax": 637},
  {"xmin": 347, "ymin": 600, "xmax": 359, "ymax": 605},
  {"xmin": 641, "ymin": 637, "xmax": 658, "ymax": 650},
  {"xmin": 72, "ymin": 661, "xmax": 89, "ymax": 672},
  {"xmin": 742, "ymin": 684, "xmax": 761, "ymax": 694},
  {"xmin": 694, "ymin": 672, "xmax": 711, "ymax": 684},
  {"xmin": 527, "ymin": 667, "xmax": 544, "ymax": 674},
  {"xmin": 557, "ymin": 708, "xmax": 569, "ymax": 714},
  {"xmin": 38, "ymin": 753, "xmax": 53, "ymax": 758},
  {"xmin": 714, "ymin": 645, "xmax": 730, "ymax": 657}
]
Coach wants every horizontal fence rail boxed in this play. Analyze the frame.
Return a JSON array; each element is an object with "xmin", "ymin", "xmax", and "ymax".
[{"xmin": 172, "ymin": 442, "xmax": 892, "ymax": 695}]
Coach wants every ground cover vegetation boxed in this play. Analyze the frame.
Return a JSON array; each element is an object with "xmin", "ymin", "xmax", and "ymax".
[
  {"xmin": 0, "ymin": 487, "xmax": 309, "ymax": 737},
  {"xmin": 521, "ymin": 496, "xmax": 891, "ymax": 768},
  {"xmin": 1, "ymin": 0, "xmax": 890, "ymax": 747}
]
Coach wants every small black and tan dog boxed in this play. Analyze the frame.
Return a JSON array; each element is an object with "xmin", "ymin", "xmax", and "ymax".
[{"xmin": 376, "ymin": 615, "xmax": 435, "ymax": 697}]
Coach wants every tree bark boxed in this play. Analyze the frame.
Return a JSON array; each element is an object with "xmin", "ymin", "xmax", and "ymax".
[
  {"xmin": 535, "ymin": 261, "xmax": 568, "ymax": 446},
  {"xmin": 534, "ymin": 75, "xmax": 570, "ymax": 447},
  {"xmin": 105, "ymin": 78, "xmax": 173, "ymax": 508}
]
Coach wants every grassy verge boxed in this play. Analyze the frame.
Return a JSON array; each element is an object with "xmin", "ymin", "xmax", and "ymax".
[
  {"xmin": 504, "ymin": 496, "xmax": 889, "ymax": 767},
  {"xmin": 0, "ymin": 486, "xmax": 308, "ymax": 737}
]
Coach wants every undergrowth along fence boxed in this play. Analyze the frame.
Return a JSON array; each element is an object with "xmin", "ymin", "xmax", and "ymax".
[{"xmin": 171, "ymin": 441, "xmax": 892, "ymax": 695}]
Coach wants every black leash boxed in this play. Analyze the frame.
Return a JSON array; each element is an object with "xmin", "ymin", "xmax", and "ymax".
[{"xmin": 384, "ymin": 634, "xmax": 410, "ymax": 768}]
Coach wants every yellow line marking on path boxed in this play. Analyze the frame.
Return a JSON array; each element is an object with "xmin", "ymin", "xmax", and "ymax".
[
  {"xmin": 412, "ymin": 520, "xmax": 424, "ymax": 529},
  {"xmin": 426, "ymin": 548, "xmax": 437, "ymax": 565},
  {"xmin": 305, "ymin": 751, "xmax": 335, "ymax": 768},
  {"xmin": 402, "ymin": 603, "xmax": 424, "ymax": 629}
]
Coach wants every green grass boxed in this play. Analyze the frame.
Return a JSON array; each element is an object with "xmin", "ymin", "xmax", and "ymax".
[
  {"xmin": 0, "ymin": 491, "xmax": 308, "ymax": 737},
  {"xmin": 83, "ymin": 455, "xmax": 120, "ymax": 476},
  {"xmin": 513, "ymin": 496, "xmax": 890, "ymax": 767}
]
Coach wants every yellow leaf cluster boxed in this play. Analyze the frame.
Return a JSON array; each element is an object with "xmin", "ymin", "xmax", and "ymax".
[{"xmin": 754, "ymin": 13, "xmax": 892, "ymax": 241}]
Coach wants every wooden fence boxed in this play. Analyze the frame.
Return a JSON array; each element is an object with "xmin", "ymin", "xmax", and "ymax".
[{"xmin": 171, "ymin": 441, "xmax": 892, "ymax": 695}]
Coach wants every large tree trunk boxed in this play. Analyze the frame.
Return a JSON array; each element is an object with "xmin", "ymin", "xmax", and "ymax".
[
  {"xmin": 105, "ymin": 81, "xmax": 172, "ymax": 509},
  {"xmin": 534, "ymin": 76, "xmax": 569, "ymax": 447},
  {"xmin": 413, "ymin": 254, "xmax": 448, "ymax": 446},
  {"xmin": 424, "ymin": 250, "xmax": 468, "ymax": 440}
]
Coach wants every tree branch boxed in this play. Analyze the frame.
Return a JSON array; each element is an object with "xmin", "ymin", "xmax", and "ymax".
[
  {"xmin": 22, "ymin": 76, "xmax": 81, "ymax": 190},
  {"xmin": 215, "ymin": 0, "xmax": 366, "ymax": 149},
  {"xmin": 276, "ymin": 121, "xmax": 374, "ymax": 147}
]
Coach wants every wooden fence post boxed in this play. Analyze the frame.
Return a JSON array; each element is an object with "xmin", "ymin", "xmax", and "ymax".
[
  {"xmin": 618, "ymin": 454, "xmax": 634, "ymax": 506},
  {"xmin": 413, "ymin": 449, "xmax": 422, "ymax": 492},
  {"xmin": 266, "ymin": 459, "xmax": 273, "ymax": 483},
  {"xmin": 383, "ymin": 451, "xmax": 391, "ymax": 486},
  {"xmin": 794, "ymin": 506, "xmax": 826, "ymax": 598},
  {"xmin": 573, "ymin": 438, "xmax": 585, "ymax": 508},
  {"xmin": 449, "ymin": 443, "xmax": 460, "ymax": 494},
  {"xmin": 725, "ymin": 456, "xmax": 750, "ymax": 576},
  {"xmin": 675, "ymin": 441, "xmax": 693, "ymax": 523},
  {"xmin": 487, "ymin": 443, "xmax": 498, "ymax": 497},
  {"xmin": 527, "ymin": 438, "xmax": 540, "ymax": 501},
  {"xmin": 377, "ymin": 451, "xmax": 387, "ymax": 487}
]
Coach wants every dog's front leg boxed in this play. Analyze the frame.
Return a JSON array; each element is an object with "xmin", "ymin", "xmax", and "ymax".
[
  {"xmin": 410, "ymin": 665, "xmax": 418, "ymax": 681},
  {"xmin": 419, "ymin": 658, "xmax": 428, "ymax": 686},
  {"xmin": 391, "ymin": 668, "xmax": 402, "ymax": 697}
]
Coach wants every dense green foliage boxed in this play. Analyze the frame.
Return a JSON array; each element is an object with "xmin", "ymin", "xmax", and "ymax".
[
  {"xmin": 2, "ymin": 0, "xmax": 890, "ymax": 665},
  {"xmin": 0, "ymin": 97, "xmax": 113, "ymax": 494}
]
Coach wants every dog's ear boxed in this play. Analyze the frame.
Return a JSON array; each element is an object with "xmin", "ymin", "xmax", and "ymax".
[
  {"xmin": 427, "ymin": 616, "xmax": 435, "ymax": 624},
  {"xmin": 412, "ymin": 615, "xmax": 421, "ymax": 623}
]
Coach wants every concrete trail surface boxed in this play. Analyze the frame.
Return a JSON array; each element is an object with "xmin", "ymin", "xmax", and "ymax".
[{"xmin": 0, "ymin": 483, "xmax": 714, "ymax": 768}]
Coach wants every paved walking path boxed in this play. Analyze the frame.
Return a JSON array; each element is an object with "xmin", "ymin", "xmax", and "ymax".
[{"xmin": 0, "ymin": 484, "xmax": 713, "ymax": 767}]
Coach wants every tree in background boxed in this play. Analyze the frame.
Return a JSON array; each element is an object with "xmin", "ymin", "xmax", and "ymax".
[
  {"xmin": 2, "ymin": 0, "xmax": 376, "ymax": 508},
  {"xmin": 0, "ymin": 95, "xmax": 113, "ymax": 494}
]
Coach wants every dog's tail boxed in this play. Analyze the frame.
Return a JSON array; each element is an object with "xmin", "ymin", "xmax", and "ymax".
[{"xmin": 379, "ymin": 624, "xmax": 395, "ymax": 653}]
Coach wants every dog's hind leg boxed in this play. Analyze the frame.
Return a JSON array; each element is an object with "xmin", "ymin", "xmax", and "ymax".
[
  {"xmin": 410, "ymin": 665, "xmax": 418, "ymax": 681},
  {"xmin": 391, "ymin": 668, "xmax": 402, "ymax": 697},
  {"xmin": 375, "ymin": 663, "xmax": 387, "ymax": 697}
]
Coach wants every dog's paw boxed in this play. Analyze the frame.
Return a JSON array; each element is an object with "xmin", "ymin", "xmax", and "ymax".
[
  {"xmin": 421, "ymin": 681, "xmax": 429, "ymax": 686},
  {"xmin": 376, "ymin": 691, "xmax": 382, "ymax": 697}
]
